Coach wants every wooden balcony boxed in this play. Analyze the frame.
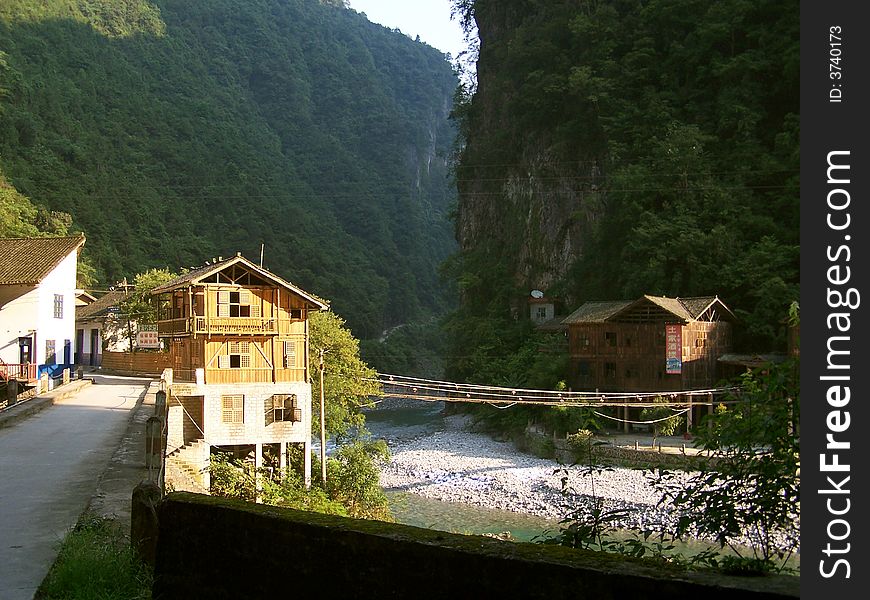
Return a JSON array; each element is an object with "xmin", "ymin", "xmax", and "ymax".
[{"xmin": 158, "ymin": 317, "xmax": 278, "ymax": 336}]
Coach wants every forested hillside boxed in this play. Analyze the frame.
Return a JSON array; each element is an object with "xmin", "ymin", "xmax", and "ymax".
[
  {"xmin": 445, "ymin": 0, "xmax": 798, "ymax": 383},
  {"xmin": 0, "ymin": 0, "xmax": 458, "ymax": 338}
]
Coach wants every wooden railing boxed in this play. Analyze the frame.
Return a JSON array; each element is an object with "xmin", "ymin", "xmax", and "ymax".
[
  {"xmin": 158, "ymin": 317, "xmax": 278, "ymax": 336},
  {"xmin": 0, "ymin": 362, "xmax": 37, "ymax": 381},
  {"xmin": 195, "ymin": 317, "xmax": 277, "ymax": 335}
]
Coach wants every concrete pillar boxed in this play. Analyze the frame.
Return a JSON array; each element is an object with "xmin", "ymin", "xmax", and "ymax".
[
  {"xmin": 195, "ymin": 368, "xmax": 205, "ymax": 386},
  {"xmin": 155, "ymin": 390, "xmax": 167, "ymax": 418},
  {"xmin": 279, "ymin": 441, "xmax": 287, "ymax": 472},
  {"xmin": 40, "ymin": 372, "xmax": 49, "ymax": 394},
  {"xmin": 145, "ymin": 416, "xmax": 163, "ymax": 473},
  {"xmin": 131, "ymin": 481, "xmax": 162, "ymax": 568},
  {"xmin": 303, "ymin": 439, "xmax": 312, "ymax": 489},
  {"xmin": 623, "ymin": 405, "xmax": 629, "ymax": 433},
  {"xmin": 62, "ymin": 368, "xmax": 70, "ymax": 385},
  {"xmin": 707, "ymin": 392, "xmax": 714, "ymax": 431},
  {"xmin": 6, "ymin": 379, "xmax": 18, "ymax": 406},
  {"xmin": 77, "ymin": 366, "xmax": 83, "ymax": 380},
  {"xmin": 255, "ymin": 443, "xmax": 263, "ymax": 503},
  {"xmin": 686, "ymin": 394, "xmax": 693, "ymax": 434}
]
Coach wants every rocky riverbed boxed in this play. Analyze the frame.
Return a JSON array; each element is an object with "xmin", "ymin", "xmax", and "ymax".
[
  {"xmin": 375, "ymin": 411, "xmax": 799, "ymax": 554},
  {"xmin": 377, "ymin": 414, "xmax": 691, "ymax": 534}
]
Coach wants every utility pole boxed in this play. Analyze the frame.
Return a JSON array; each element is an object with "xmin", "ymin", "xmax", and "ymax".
[{"xmin": 319, "ymin": 348, "xmax": 327, "ymax": 484}]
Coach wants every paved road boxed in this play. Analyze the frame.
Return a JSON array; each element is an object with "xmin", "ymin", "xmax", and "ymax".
[{"xmin": 0, "ymin": 374, "xmax": 152, "ymax": 600}]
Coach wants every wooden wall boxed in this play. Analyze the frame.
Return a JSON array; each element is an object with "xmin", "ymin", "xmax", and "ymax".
[
  {"xmin": 567, "ymin": 321, "xmax": 731, "ymax": 392},
  {"xmin": 101, "ymin": 351, "xmax": 173, "ymax": 375}
]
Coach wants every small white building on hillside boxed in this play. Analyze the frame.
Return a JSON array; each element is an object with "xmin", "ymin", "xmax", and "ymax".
[{"xmin": 0, "ymin": 235, "xmax": 86, "ymax": 380}]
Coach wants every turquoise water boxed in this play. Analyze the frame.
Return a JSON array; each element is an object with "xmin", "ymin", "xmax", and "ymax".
[{"xmin": 385, "ymin": 490, "xmax": 558, "ymax": 542}]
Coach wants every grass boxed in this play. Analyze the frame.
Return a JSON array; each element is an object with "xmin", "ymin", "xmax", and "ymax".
[{"xmin": 35, "ymin": 514, "xmax": 152, "ymax": 600}]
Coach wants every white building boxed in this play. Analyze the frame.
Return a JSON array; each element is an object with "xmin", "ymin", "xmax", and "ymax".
[
  {"xmin": 75, "ymin": 288, "xmax": 132, "ymax": 367},
  {"xmin": 0, "ymin": 235, "xmax": 86, "ymax": 380}
]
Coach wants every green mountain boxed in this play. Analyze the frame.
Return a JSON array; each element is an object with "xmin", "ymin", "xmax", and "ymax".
[
  {"xmin": 446, "ymin": 0, "xmax": 798, "ymax": 382},
  {"xmin": 0, "ymin": 0, "xmax": 458, "ymax": 338}
]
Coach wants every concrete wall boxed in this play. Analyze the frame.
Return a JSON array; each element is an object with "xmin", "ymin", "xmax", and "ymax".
[{"xmin": 153, "ymin": 493, "xmax": 799, "ymax": 600}]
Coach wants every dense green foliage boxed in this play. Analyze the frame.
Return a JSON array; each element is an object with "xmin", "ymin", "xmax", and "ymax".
[
  {"xmin": 655, "ymin": 358, "xmax": 800, "ymax": 570},
  {"xmin": 543, "ymin": 358, "xmax": 799, "ymax": 574},
  {"xmin": 210, "ymin": 439, "xmax": 392, "ymax": 521},
  {"xmin": 447, "ymin": 0, "xmax": 798, "ymax": 383},
  {"xmin": 0, "ymin": 0, "xmax": 458, "ymax": 338},
  {"xmin": 35, "ymin": 514, "xmax": 152, "ymax": 600}
]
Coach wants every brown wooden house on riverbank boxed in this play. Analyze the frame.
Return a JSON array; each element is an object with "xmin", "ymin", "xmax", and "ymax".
[
  {"xmin": 151, "ymin": 253, "xmax": 328, "ymax": 488},
  {"xmin": 563, "ymin": 295, "xmax": 735, "ymax": 392}
]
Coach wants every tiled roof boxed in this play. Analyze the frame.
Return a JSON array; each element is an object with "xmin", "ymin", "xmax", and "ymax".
[
  {"xmin": 0, "ymin": 235, "xmax": 86, "ymax": 285},
  {"xmin": 562, "ymin": 295, "xmax": 734, "ymax": 324},
  {"xmin": 678, "ymin": 296, "xmax": 719, "ymax": 319},
  {"xmin": 152, "ymin": 253, "xmax": 329, "ymax": 309},
  {"xmin": 76, "ymin": 289, "xmax": 128, "ymax": 321},
  {"xmin": 561, "ymin": 300, "xmax": 633, "ymax": 324}
]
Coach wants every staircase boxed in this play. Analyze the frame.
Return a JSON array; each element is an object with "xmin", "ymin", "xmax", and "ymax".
[{"xmin": 166, "ymin": 439, "xmax": 210, "ymax": 494}]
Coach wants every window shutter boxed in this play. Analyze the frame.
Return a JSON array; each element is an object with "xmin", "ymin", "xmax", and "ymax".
[
  {"xmin": 284, "ymin": 341, "xmax": 296, "ymax": 368},
  {"xmin": 217, "ymin": 290, "xmax": 229, "ymax": 303},
  {"xmin": 218, "ymin": 355, "xmax": 230, "ymax": 369},
  {"xmin": 250, "ymin": 304, "xmax": 261, "ymax": 318},
  {"xmin": 264, "ymin": 395, "xmax": 274, "ymax": 426},
  {"xmin": 217, "ymin": 304, "xmax": 229, "ymax": 317},
  {"xmin": 239, "ymin": 290, "xmax": 251, "ymax": 304},
  {"xmin": 240, "ymin": 354, "xmax": 251, "ymax": 368}
]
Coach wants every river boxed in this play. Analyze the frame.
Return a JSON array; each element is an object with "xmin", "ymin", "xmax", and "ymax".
[
  {"xmin": 364, "ymin": 399, "xmax": 560, "ymax": 541},
  {"xmin": 363, "ymin": 398, "xmax": 800, "ymax": 572}
]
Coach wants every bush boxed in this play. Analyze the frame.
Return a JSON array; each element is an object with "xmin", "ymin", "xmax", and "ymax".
[
  {"xmin": 566, "ymin": 429, "xmax": 596, "ymax": 463},
  {"xmin": 639, "ymin": 396, "xmax": 683, "ymax": 438}
]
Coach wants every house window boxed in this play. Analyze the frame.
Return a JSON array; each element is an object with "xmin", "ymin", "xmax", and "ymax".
[
  {"xmin": 54, "ymin": 294, "xmax": 64, "ymax": 319},
  {"xmin": 605, "ymin": 332, "xmax": 617, "ymax": 347},
  {"xmin": 265, "ymin": 394, "xmax": 301, "ymax": 425},
  {"xmin": 217, "ymin": 341, "xmax": 251, "ymax": 368},
  {"xmin": 217, "ymin": 290, "xmax": 261, "ymax": 318},
  {"xmin": 283, "ymin": 341, "xmax": 297, "ymax": 369},
  {"xmin": 577, "ymin": 333, "xmax": 590, "ymax": 347},
  {"xmin": 221, "ymin": 395, "xmax": 244, "ymax": 424},
  {"xmin": 45, "ymin": 340, "xmax": 56, "ymax": 365},
  {"xmin": 536, "ymin": 307, "xmax": 548, "ymax": 320},
  {"xmin": 604, "ymin": 362, "xmax": 616, "ymax": 379}
]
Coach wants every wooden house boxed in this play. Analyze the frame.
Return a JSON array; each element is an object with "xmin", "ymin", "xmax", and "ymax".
[
  {"xmin": 562, "ymin": 295, "xmax": 735, "ymax": 393},
  {"xmin": 0, "ymin": 235, "xmax": 86, "ymax": 382},
  {"xmin": 151, "ymin": 253, "xmax": 328, "ymax": 488}
]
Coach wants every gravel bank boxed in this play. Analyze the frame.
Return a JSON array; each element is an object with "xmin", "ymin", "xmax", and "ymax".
[
  {"xmin": 377, "ymin": 414, "xmax": 799, "ymax": 553},
  {"xmin": 378, "ymin": 415, "xmax": 690, "ymax": 532}
]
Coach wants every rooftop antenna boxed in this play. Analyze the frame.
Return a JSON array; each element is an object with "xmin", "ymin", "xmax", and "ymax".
[{"xmin": 260, "ymin": 243, "xmax": 264, "ymax": 267}]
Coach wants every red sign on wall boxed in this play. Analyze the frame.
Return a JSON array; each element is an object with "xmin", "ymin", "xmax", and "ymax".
[{"xmin": 665, "ymin": 324, "xmax": 682, "ymax": 374}]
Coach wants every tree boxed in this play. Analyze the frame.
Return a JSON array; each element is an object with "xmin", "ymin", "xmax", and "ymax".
[
  {"xmin": 654, "ymin": 358, "xmax": 800, "ymax": 572},
  {"xmin": 114, "ymin": 268, "xmax": 177, "ymax": 350},
  {"xmin": 308, "ymin": 310, "xmax": 382, "ymax": 439}
]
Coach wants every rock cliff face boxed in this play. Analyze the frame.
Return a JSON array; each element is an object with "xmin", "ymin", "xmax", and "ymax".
[{"xmin": 454, "ymin": 0, "xmax": 603, "ymax": 299}]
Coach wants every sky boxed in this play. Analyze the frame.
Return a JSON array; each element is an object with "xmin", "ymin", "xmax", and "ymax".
[{"xmin": 347, "ymin": 0, "xmax": 467, "ymax": 59}]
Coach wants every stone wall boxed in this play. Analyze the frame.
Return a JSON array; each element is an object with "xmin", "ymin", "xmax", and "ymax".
[{"xmin": 153, "ymin": 493, "xmax": 798, "ymax": 600}]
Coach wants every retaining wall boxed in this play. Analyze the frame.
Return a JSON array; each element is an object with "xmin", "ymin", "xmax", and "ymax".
[{"xmin": 153, "ymin": 492, "xmax": 799, "ymax": 600}]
